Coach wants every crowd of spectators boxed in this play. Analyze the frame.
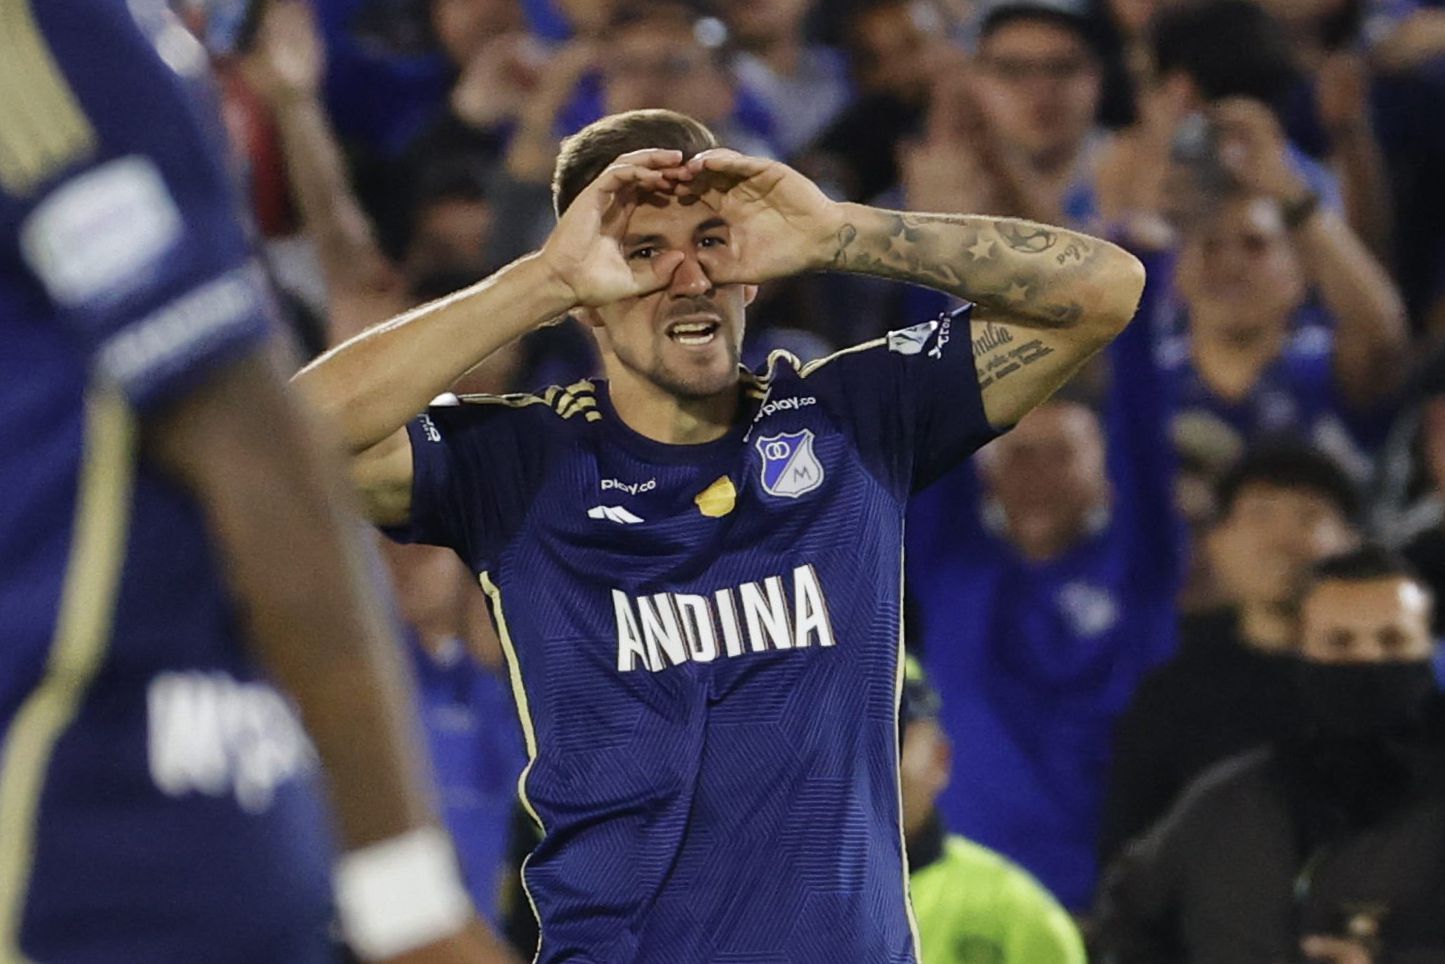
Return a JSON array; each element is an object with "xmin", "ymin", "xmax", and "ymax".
[{"xmin": 188, "ymin": 0, "xmax": 1445, "ymax": 958}]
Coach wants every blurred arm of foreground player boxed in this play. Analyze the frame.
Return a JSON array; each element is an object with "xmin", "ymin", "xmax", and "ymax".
[{"xmin": 148, "ymin": 346, "xmax": 518, "ymax": 964}]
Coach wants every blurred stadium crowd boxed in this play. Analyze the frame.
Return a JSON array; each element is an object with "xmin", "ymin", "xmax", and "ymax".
[{"xmin": 182, "ymin": 0, "xmax": 1445, "ymax": 958}]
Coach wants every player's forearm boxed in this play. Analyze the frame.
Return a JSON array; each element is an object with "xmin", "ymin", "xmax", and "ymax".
[
  {"xmin": 1295, "ymin": 208, "xmax": 1408, "ymax": 405},
  {"xmin": 829, "ymin": 203, "xmax": 1145, "ymax": 337},
  {"xmin": 295, "ymin": 253, "xmax": 575, "ymax": 453}
]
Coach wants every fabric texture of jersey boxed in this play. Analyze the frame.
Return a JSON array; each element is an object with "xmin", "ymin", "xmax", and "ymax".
[
  {"xmin": 391, "ymin": 307, "xmax": 996, "ymax": 963},
  {"xmin": 0, "ymin": 1, "xmax": 334, "ymax": 960}
]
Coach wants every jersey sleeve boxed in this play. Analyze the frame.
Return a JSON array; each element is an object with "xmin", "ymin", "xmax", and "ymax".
[
  {"xmin": 2, "ymin": 0, "xmax": 274, "ymax": 413},
  {"xmin": 387, "ymin": 395, "xmax": 554, "ymax": 568},
  {"xmin": 800, "ymin": 304, "xmax": 1000, "ymax": 497}
]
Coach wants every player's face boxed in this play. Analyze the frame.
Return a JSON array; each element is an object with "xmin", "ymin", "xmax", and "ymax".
[
  {"xmin": 589, "ymin": 196, "xmax": 752, "ymax": 402},
  {"xmin": 1208, "ymin": 483, "xmax": 1356, "ymax": 609},
  {"xmin": 1299, "ymin": 577, "xmax": 1434, "ymax": 664},
  {"xmin": 976, "ymin": 20, "xmax": 1101, "ymax": 164}
]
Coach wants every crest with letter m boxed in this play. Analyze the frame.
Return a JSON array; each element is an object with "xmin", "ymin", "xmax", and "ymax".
[{"xmin": 755, "ymin": 429, "xmax": 824, "ymax": 498}]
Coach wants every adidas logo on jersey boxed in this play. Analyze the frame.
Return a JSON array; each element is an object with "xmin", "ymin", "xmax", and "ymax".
[
  {"xmin": 589, "ymin": 505, "xmax": 645, "ymax": 524},
  {"xmin": 613, "ymin": 564, "xmax": 836, "ymax": 672}
]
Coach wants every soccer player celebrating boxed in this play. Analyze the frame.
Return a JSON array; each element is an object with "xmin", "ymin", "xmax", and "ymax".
[{"xmin": 298, "ymin": 109, "xmax": 1146, "ymax": 961}]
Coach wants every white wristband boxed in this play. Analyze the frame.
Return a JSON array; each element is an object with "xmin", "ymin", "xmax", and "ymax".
[{"xmin": 336, "ymin": 826, "xmax": 474, "ymax": 961}]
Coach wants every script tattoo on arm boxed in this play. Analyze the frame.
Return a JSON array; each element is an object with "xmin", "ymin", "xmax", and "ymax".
[
  {"xmin": 830, "ymin": 210, "xmax": 1108, "ymax": 330},
  {"xmin": 975, "ymin": 335, "xmax": 1057, "ymax": 392}
]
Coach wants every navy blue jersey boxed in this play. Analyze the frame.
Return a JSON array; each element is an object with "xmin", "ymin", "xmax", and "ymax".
[
  {"xmin": 390, "ymin": 307, "xmax": 996, "ymax": 962},
  {"xmin": 0, "ymin": 1, "xmax": 334, "ymax": 960}
]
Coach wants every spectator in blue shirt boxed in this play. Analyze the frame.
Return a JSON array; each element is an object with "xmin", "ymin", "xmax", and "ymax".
[{"xmin": 906, "ymin": 248, "xmax": 1182, "ymax": 910}]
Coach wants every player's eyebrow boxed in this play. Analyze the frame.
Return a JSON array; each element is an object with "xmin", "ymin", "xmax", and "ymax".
[
  {"xmin": 622, "ymin": 233, "xmax": 668, "ymax": 247},
  {"xmin": 694, "ymin": 217, "xmax": 728, "ymax": 235}
]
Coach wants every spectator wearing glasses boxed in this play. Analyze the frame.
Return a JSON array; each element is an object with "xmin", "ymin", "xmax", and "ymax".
[{"xmin": 897, "ymin": 0, "xmax": 1110, "ymax": 231}]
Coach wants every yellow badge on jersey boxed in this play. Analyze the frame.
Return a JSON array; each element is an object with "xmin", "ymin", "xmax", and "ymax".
[{"xmin": 695, "ymin": 476, "xmax": 736, "ymax": 518}]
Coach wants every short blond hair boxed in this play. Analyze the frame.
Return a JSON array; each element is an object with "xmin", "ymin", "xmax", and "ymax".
[{"xmin": 552, "ymin": 109, "xmax": 718, "ymax": 217}]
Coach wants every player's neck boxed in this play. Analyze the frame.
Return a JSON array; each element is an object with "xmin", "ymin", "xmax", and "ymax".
[{"xmin": 607, "ymin": 375, "xmax": 740, "ymax": 446}]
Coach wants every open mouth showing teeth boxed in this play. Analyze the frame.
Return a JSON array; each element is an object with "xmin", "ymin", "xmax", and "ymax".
[{"xmin": 667, "ymin": 319, "xmax": 721, "ymax": 345}]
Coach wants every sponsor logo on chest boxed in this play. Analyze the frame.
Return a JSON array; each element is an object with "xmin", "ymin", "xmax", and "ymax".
[{"xmin": 613, "ymin": 564, "xmax": 836, "ymax": 672}]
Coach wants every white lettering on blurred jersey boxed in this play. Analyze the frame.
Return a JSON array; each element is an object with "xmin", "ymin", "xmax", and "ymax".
[
  {"xmin": 147, "ymin": 671, "xmax": 317, "ymax": 814},
  {"xmin": 614, "ymin": 564, "xmax": 835, "ymax": 672},
  {"xmin": 20, "ymin": 156, "xmax": 181, "ymax": 307}
]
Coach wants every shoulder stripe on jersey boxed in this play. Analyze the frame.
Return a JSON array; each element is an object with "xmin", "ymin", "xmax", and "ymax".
[
  {"xmin": 478, "ymin": 572, "xmax": 547, "ymax": 963},
  {"xmin": 0, "ymin": 387, "xmax": 135, "ymax": 957},
  {"xmin": 459, "ymin": 381, "xmax": 601, "ymax": 422},
  {"xmin": 739, "ymin": 367, "xmax": 770, "ymax": 400},
  {"xmin": 798, "ymin": 338, "xmax": 887, "ymax": 378},
  {"xmin": 0, "ymin": 0, "xmax": 96, "ymax": 196}
]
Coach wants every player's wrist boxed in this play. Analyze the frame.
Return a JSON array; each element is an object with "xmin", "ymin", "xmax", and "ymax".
[
  {"xmin": 335, "ymin": 825, "xmax": 475, "ymax": 961},
  {"xmin": 806, "ymin": 200, "xmax": 851, "ymax": 270},
  {"xmin": 519, "ymin": 251, "xmax": 583, "ymax": 316}
]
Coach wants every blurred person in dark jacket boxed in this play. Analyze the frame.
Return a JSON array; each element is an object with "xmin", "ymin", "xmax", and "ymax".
[
  {"xmin": 1094, "ymin": 545, "xmax": 1445, "ymax": 964},
  {"xmin": 1102, "ymin": 443, "xmax": 1361, "ymax": 864}
]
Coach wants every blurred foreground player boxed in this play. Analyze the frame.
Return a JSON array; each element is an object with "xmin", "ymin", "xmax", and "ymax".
[
  {"xmin": 0, "ymin": 1, "xmax": 513, "ymax": 962},
  {"xmin": 298, "ymin": 108, "xmax": 1146, "ymax": 960}
]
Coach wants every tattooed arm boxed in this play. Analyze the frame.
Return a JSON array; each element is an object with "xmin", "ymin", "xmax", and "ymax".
[
  {"xmin": 831, "ymin": 207, "xmax": 1146, "ymax": 427},
  {"xmin": 683, "ymin": 150, "xmax": 1146, "ymax": 428}
]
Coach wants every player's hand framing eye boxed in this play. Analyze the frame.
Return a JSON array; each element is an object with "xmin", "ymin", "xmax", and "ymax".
[
  {"xmin": 682, "ymin": 149, "xmax": 846, "ymax": 284},
  {"xmin": 539, "ymin": 148, "xmax": 692, "ymax": 306}
]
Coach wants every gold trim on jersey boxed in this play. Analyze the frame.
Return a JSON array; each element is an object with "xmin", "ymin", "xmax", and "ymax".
[
  {"xmin": 0, "ymin": 0, "xmax": 96, "ymax": 196},
  {"xmin": 0, "ymin": 389, "xmax": 135, "ymax": 962},
  {"xmin": 799, "ymin": 338, "xmax": 887, "ymax": 379},
  {"xmin": 478, "ymin": 571, "xmax": 546, "ymax": 963},
  {"xmin": 739, "ymin": 366, "xmax": 769, "ymax": 401},
  {"xmin": 894, "ymin": 540, "xmax": 925, "ymax": 960},
  {"xmin": 459, "ymin": 379, "xmax": 600, "ymax": 423}
]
